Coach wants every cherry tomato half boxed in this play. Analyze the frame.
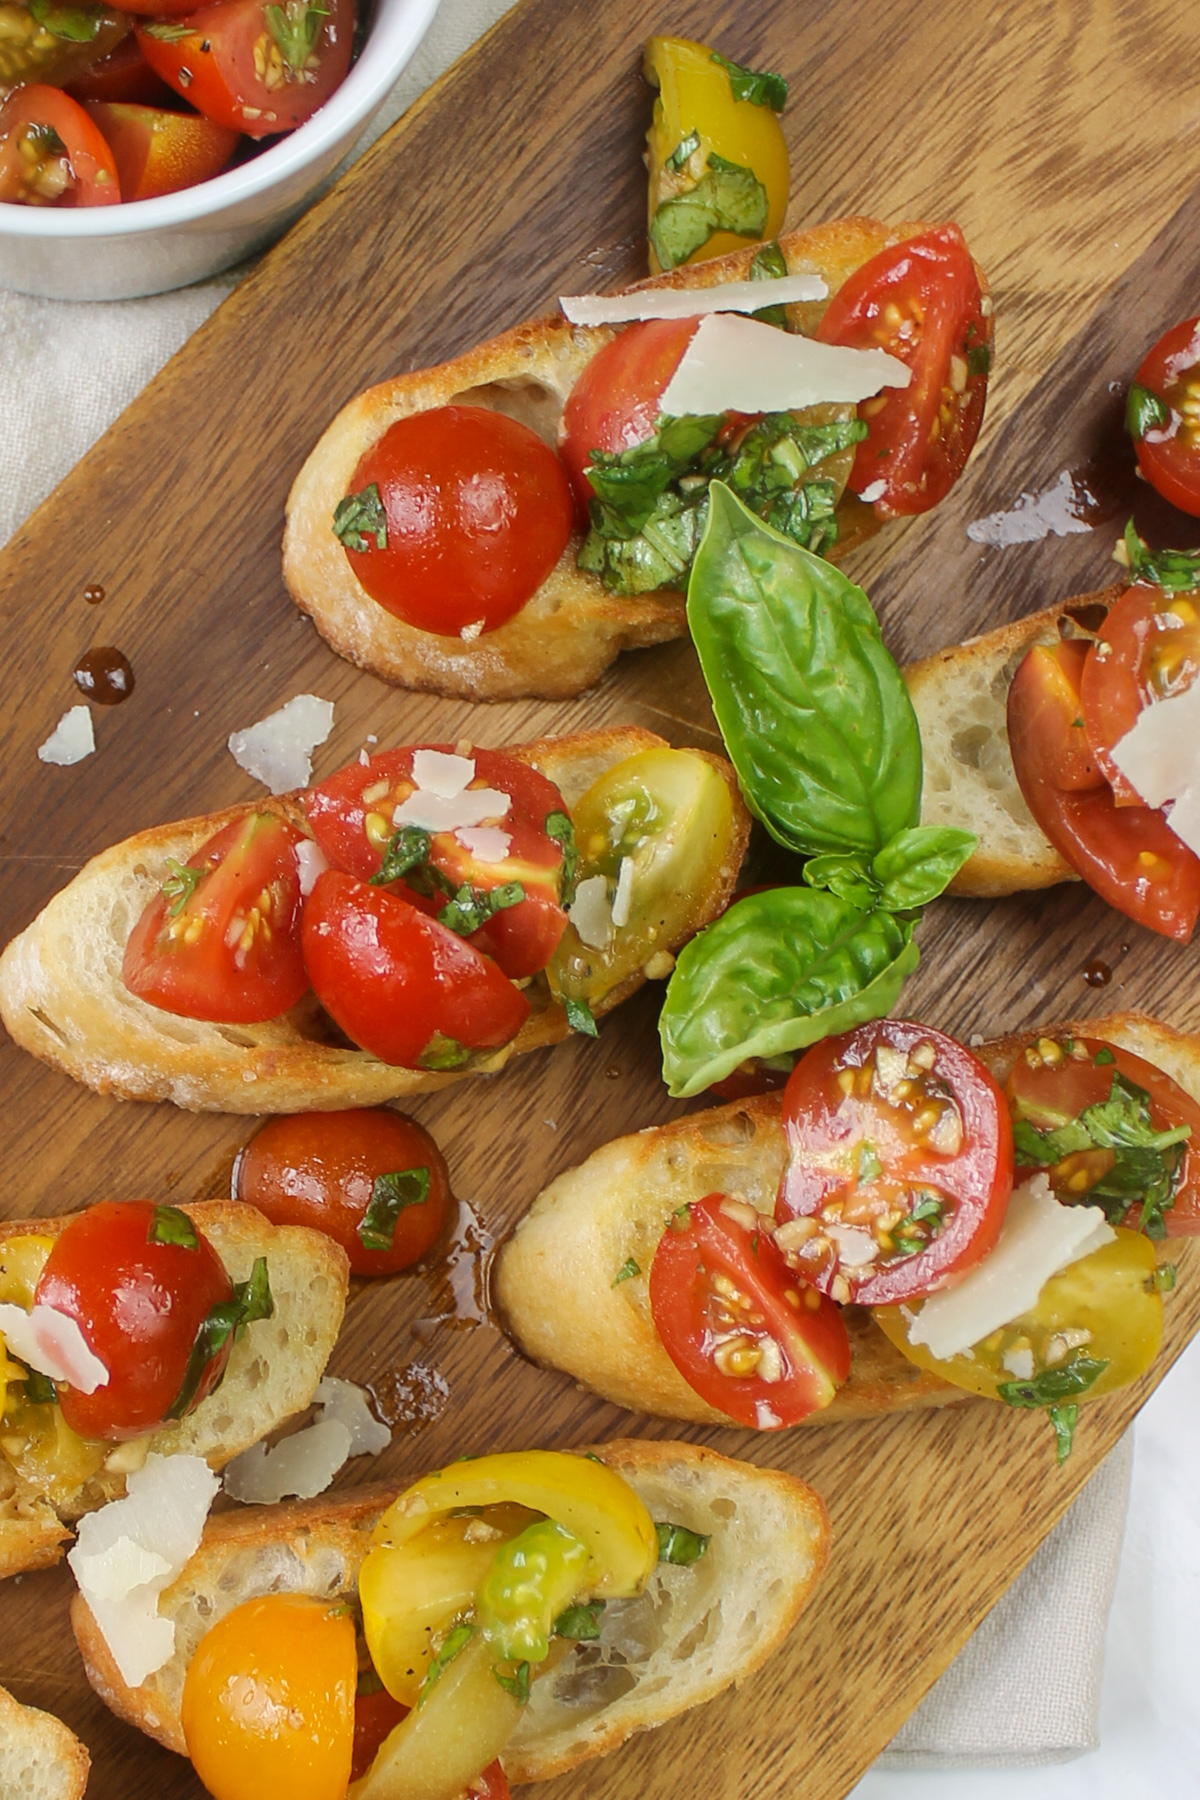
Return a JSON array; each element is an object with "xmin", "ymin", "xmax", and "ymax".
[
  {"xmin": 339, "ymin": 406, "xmax": 574, "ymax": 638},
  {"xmin": 34, "ymin": 1200, "xmax": 235, "ymax": 1441},
  {"xmin": 87, "ymin": 101, "xmax": 239, "ymax": 201},
  {"xmin": 1128, "ymin": 316, "xmax": 1200, "ymax": 517},
  {"xmin": 816, "ymin": 226, "xmax": 989, "ymax": 517},
  {"xmin": 123, "ymin": 812, "xmax": 310, "ymax": 1023},
  {"xmin": 304, "ymin": 746, "xmax": 568, "ymax": 980},
  {"xmin": 235, "ymin": 1109, "xmax": 453, "ymax": 1276},
  {"xmin": 776, "ymin": 1020, "xmax": 1014, "ymax": 1307},
  {"xmin": 68, "ymin": 40, "xmax": 179, "ymax": 106},
  {"xmin": 138, "ymin": 0, "xmax": 353, "ymax": 139},
  {"xmin": 302, "ymin": 871, "xmax": 531, "ymax": 1068},
  {"xmin": 182, "ymin": 1594, "xmax": 356, "ymax": 1800},
  {"xmin": 559, "ymin": 317, "xmax": 699, "ymax": 514},
  {"xmin": 1006, "ymin": 1033, "xmax": 1200, "ymax": 1235},
  {"xmin": 1007, "ymin": 638, "xmax": 1200, "ymax": 941},
  {"xmin": 1081, "ymin": 582, "xmax": 1200, "ymax": 803},
  {"xmin": 649, "ymin": 1193, "xmax": 850, "ymax": 1428},
  {"xmin": 0, "ymin": 85, "xmax": 120, "ymax": 206}
]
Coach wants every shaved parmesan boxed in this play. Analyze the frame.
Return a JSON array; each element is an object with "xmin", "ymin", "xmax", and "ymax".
[
  {"xmin": 610, "ymin": 856, "xmax": 635, "ymax": 929},
  {"xmin": 658, "ymin": 313, "xmax": 911, "ymax": 418},
  {"xmin": 455, "ymin": 826, "xmax": 512, "ymax": 863},
  {"xmin": 69, "ymin": 1454, "xmax": 219, "ymax": 1688},
  {"xmin": 0, "ymin": 1302, "xmax": 108, "ymax": 1392},
  {"xmin": 906, "ymin": 1175, "xmax": 1114, "ymax": 1362},
  {"xmin": 568, "ymin": 873, "xmax": 612, "ymax": 949},
  {"xmin": 38, "ymin": 704, "xmax": 94, "ymax": 767},
  {"xmin": 223, "ymin": 1377, "xmax": 390, "ymax": 1504},
  {"xmin": 859, "ymin": 479, "xmax": 887, "ymax": 504},
  {"xmin": 228, "ymin": 694, "xmax": 334, "ymax": 795},
  {"xmin": 1110, "ymin": 680, "xmax": 1200, "ymax": 857},
  {"xmin": 294, "ymin": 838, "xmax": 330, "ymax": 897},
  {"xmin": 393, "ymin": 786, "xmax": 511, "ymax": 834},
  {"xmin": 411, "ymin": 749, "xmax": 475, "ymax": 797},
  {"xmin": 558, "ymin": 272, "xmax": 828, "ymax": 328},
  {"xmin": 826, "ymin": 1224, "xmax": 878, "ymax": 1269}
]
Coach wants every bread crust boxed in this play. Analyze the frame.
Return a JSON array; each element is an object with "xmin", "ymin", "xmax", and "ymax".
[
  {"xmin": 0, "ymin": 1201, "xmax": 348, "ymax": 1576},
  {"xmin": 283, "ymin": 217, "xmax": 951, "ymax": 701},
  {"xmin": 71, "ymin": 1438, "xmax": 829, "ymax": 1782},
  {"xmin": 496, "ymin": 1011, "xmax": 1197, "ymax": 1428},
  {"xmin": 0, "ymin": 728, "xmax": 749, "ymax": 1113},
  {"xmin": 0, "ymin": 1682, "xmax": 90, "ymax": 1800}
]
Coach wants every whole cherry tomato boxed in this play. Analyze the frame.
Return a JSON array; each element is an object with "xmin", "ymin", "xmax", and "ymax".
[
  {"xmin": 1126, "ymin": 316, "xmax": 1200, "ymax": 517},
  {"xmin": 236, "ymin": 1109, "xmax": 453, "ymax": 1276},
  {"xmin": 337, "ymin": 406, "xmax": 575, "ymax": 637},
  {"xmin": 558, "ymin": 317, "xmax": 700, "ymax": 513},
  {"xmin": 0, "ymin": 85, "xmax": 120, "ymax": 205},
  {"xmin": 34, "ymin": 1200, "xmax": 235, "ymax": 1440}
]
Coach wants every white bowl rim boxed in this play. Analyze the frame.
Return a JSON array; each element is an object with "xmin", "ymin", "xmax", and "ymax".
[{"xmin": 0, "ymin": 0, "xmax": 441, "ymax": 237}]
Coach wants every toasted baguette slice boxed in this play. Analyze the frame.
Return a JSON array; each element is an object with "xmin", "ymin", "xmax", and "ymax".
[
  {"xmin": 284, "ymin": 216, "xmax": 961, "ymax": 702},
  {"xmin": 0, "ymin": 1684, "xmax": 89, "ymax": 1800},
  {"xmin": 0, "ymin": 1201, "xmax": 347, "ymax": 1579},
  {"xmin": 0, "ymin": 728, "xmax": 748, "ymax": 1113},
  {"xmin": 906, "ymin": 580, "xmax": 1127, "ymax": 896},
  {"xmin": 71, "ymin": 1438, "xmax": 828, "ymax": 1783},
  {"xmin": 496, "ymin": 1012, "xmax": 1197, "ymax": 1427}
]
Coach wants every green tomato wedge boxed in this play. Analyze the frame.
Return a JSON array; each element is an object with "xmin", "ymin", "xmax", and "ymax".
[{"xmin": 548, "ymin": 747, "xmax": 735, "ymax": 1009}]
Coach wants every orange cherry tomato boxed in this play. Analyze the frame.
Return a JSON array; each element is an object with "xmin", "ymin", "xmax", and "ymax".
[
  {"xmin": 235, "ymin": 1109, "xmax": 453, "ymax": 1276},
  {"xmin": 1128, "ymin": 316, "xmax": 1200, "ymax": 517},
  {"xmin": 34, "ymin": 1200, "xmax": 235, "ymax": 1441},
  {"xmin": 558, "ymin": 317, "xmax": 700, "ymax": 515},
  {"xmin": 182, "ymin": 1594, "xmax": 355, "ymax": 1800},
  {"xmin": 339, "ymin": 406, "xmax": 575, "ymax": 638},
  {"xmin": 0, "ymin": 85, "xmax": 119, "ymax": 206},
  {"xmin": 86, "ymin": 101, "xmax": 239, "ymax": 200},
  {"xmin": 1080, "ymin": 581, "xmax": 1200, "ymax": 803}
]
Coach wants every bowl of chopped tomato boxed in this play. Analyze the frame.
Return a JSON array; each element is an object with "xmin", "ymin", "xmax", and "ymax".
[{"xmin": 0, "ymin": 0, "xmax": 440, "ymax": 299}]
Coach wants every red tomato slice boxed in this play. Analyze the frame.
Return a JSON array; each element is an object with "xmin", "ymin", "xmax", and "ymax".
[
  {"xmin": 137, "ymin": 0, "xmax": 353, "ymax": 139},
  {"xmin": 649, "ymin": 1193, "xmax": 850, "ymax": 1427},
  {"xmin": 1006, "ymin": 1033, "xmax": 1200, "ymax": 1236},
  {"xmin": 35, "ymin": 1200, "xmax": 235, "ymax": 1440},
  {"xmin": 67, "ymin": 40, "xmax": 179, "ymax": 106},
  {"xmin": 302, "ymin": 871, "xmax": 530, "ymax": 1068},
  {"xmin": 558, "ymin": 316, "xmax": 700, "ymax": 515},
  {"xmin": 0, "ymin": 84, "xmax": 120, "ymax": 205},
  {"xmin": 1008, "ymin": 638, "xmax": 1200, "ymax": 941},
  {"xmin": 1081, "ymin": 582, "xmax": 1200, "ymax": 803},
  {"xmin": 352, "ymin": 1688, "xmax": 407, "ymax": 1784},
  {"xmin": 776, "ymin": 1020, "xmax": 1014, "ymax": 1307},
  {"xmin": 122, "ymin": 812, "xmax": 310, "ymax": 1024},
  {"xmin": 304, "ymin": 745, "xmax": 569, "ymax": 981},
  {"xmin": 236, "ymin": 1109, "xmax": 454, "ymax": 1276},
  {"xmin": 86, "ymin": 101, "xmax": 239, "ymax": 200},
  {"xmin": 815, "ymin": 226, "xmax": 989, "ymax": 517},
  {"xmin": 1129, "ymin": 316, "xmax": 1200, "ymax": 517}
]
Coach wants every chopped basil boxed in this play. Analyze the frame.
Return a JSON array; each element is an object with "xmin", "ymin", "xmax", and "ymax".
[
  {"xmin": 419, "ymin": 1622, "xmax": 472, "ymax": 1704},
  {"xmin": 966, "ymin": 343, "xmax": 991, "ymax": 378},
  {"xmin": 147, "ymin": 1205, "xmax": 199, "ymax": 1250},
  {"xmin": 333, "ymin": 482, "xmax": 388, "ymax": 553},
  {"xmin": 28, "ymin": 0, "xmax": 108, "ymax": 41},
  {"xmin": 748, "ymin": 239, "xmax": 790, "ymax": 328},
  {"xmin": 418, "ymin": 1032, "xmax": 472, "ymax": 1071},
  {"xmin": 995, "ymin": 1353, "xmax": 1108, "ymax": 1410},
  {"xmin": 1125, "ymin": 382, "xmax": 1169, "ymax": 441},
  {"xmin": 22, "ymin": 1367, "xmax": 57, "ymax": 1406},
  {"xmin": 264, "ymin": 0, "xmax": 329, "ymax": 73},
  {"xmin": 438, "ymin": 880, "xmax": 525, "ymax": 938},
  {"xmin": 1152, "ymin": 1263, "xmax": 1178, "ymax": 1293},
  {"xmin": 1047, "ymin": 1402, "xmax": 1079, "ymax": 1464},
  {"xmin": 666, "ymin": 129, "xmax": 702, "ymax": 171},
  {"xmin": 1121, "ymin": 519, "xmax": 1200, "ymax": 594},
  {"xmin": 650, "ymin": 152, "xmax": 769, "ymax": 271},
  {"xmin": 161, "ymin": 858, "xmax": 203, "ymax": 916},
  {"xmin": 909, "ymin": 1194, "xmax": 944, "ymax": 1225},
  {"xmin": 370, "ymin": 825, "xmax": 432, "ymax": 887},
  {"xmin": 655, "ymin": 1520, "xmax": 710, "ymax": 1565},
  {"xmin": 1094, "ymin": 1046, "xmax": 1116, "ymax": 1065},
  {"xmin": 142, "ymin": 18, "xmax": 193, "ymax": 37},
  {"xmin": 492, "ymin": 1659, "xmax": 531, "ymax": 1705},
  {"xmin": 553, "ymin": 1599, "xmax": 605, "ymax": 1640},
  {"xmin": 358, "ymin": 1166, "xmax": 431, "ymax": 1251},
  {"xmin": 612, "ymin": 1257, "xmax": 641, "ymax": 1285},
  {"xmin": 564, "ymin": 996, "xmax": 598, "ymax": 1038},
  {"xmin": 166, "ymin": 1256, "xmax": 273, "ymax": 1422},
  {"xmin": 857, "ymin": 1143, "xmax": 883, "ymax": 1183},
  {"xmin": 544, "ymin": 810, "xmax": 578, "ymax": 907},
  {"xmin": 709, "ymin": 49, "xmax": 788, "ymax": 110}
]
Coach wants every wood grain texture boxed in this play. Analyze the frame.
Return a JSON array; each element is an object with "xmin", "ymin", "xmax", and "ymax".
[{"xmin": 2, "ymin": 0, "xmax": 1200, "ymax": 1796}]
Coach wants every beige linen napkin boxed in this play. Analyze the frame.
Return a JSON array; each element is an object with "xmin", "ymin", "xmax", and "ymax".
[{"xmin": 0, "ymin": 0, "xmax": 1135, "ymax": 1765}]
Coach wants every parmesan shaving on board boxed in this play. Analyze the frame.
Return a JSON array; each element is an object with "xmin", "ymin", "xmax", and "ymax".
[
  {"xmin": 228, "ymin": 694, "xmax": 335, "ymax": 794},
  {"xmin": 558, "ymin": 272, "xmax": 828, "ymax": 328},
  {"xmin": 658, "ymin": 313, "xmax": 911, "ymax": 417}
]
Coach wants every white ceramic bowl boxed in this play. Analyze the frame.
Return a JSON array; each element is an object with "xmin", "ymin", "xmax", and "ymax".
[{"xmin": 0, "ymin": 0, "xmax": 441, "ymax": 301}]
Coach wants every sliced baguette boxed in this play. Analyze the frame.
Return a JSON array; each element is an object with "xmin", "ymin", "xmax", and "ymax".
[
  {"xmin": 906, "ymin": 580, "xmax": 1128, "ymax": 896},
  {"xmin": 284, "ymin": 216, "xmax": 965, "ymax": 702},
  {"xmin": 0, "ymin": 1683, "xmax": 89, "ymax": 1800},
  {"xmin": 70, "ymin": 1438, "xmax": 829, "ymax": 1783},
  {"xmin": 495, "ymin": 1011, "xmax": 1195, "ymax": 1427},
  {"xmin": 0, "ymin": 728, "xmax": 748, "ymax": 1113},
  {"xmin": 0, "ymin": 1201, "xmax": 348, "ymax": 1578}
]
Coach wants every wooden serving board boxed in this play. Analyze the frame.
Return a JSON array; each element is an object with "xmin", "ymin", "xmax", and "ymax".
[{"xmin": 2, "ymin": 1, "xmax": 1200, "ymax": 1794}]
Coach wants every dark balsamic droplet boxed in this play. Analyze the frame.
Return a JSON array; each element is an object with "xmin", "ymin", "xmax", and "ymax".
[
  {"xmin": 83, "ymin": 583, "xmax": 105, "ymax": 605},
  {"xmin": 73, "ymin": 646, "xmax": 135, "ymax": 706},
  {"xmin": 1083, "ymin": 957, "xmax": 1112, "ymax": 988}
]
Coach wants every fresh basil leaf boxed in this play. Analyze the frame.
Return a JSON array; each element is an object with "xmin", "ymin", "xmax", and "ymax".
[
  {"xmin": 709, "ymin": 49, "xmax": 788, "ymax": 110},
  {"xmin": 418, "ymin": 1032, "xmax": 471, "ymax": 1071},
  {"xmin": 161, "ymin": 858, "xmax": 203, "ymax": 916},
  {"xmin": 659, "ymin": 886, "xmax": 918, "ymax": 1098},
  {"xmin": 1125, "ymin": 382, "xmax": 1169, "ymax": 440},
  {"xmin": 650, "ymin": 154, "xmax": 768, "ymax": 270},
  {"xmin": 687, "ymin": 484, "xmax": 923, "ymax": 856},
  {"xmin": 22, "ymin": 1367, "xmax": 57, "ymax": 1406},
  {"xmin": 996, "ymin": 1354, "xmax": 1108, "ymax": 1409},
  {"xmin": 264, "ymin": 0, "xmax": 329, "ymax": 72},
  {"xmin": 370, "ymin": 825, "xmax": 432, "ymax": 886},
  {"xmin": 666, "ymin": 129, "xmax": 701, "ymax": 171},
  {"xmin": 28, "ymin": 0, "xmax": 107, "ymax": 41},
  {"xmin": 802, "ymin": 852, "xmax": 878, "ymax": 909},
  {"xmin": 166, "ymin": 1256, "xmax": 273, "ymax": 1421},
  {"xmin": 553, "ymin": 1599, "xmax": 605, "ymax": 1640},
  {"xmin": 871, "ymin": 826, "xmax": 977, "ymax": 911},
  {"xmin": 419, "ymin": 1622, "xmax": 473, "ymax": 1704},
  {"xmin": 147, "ymin": 1205, "xmax": 199, "ymax": 1250},
  {"xmin": 544, "ymin": 810, "xmax": 578, "ymax": 907},
  {"xmin": 333, "ymin": 482, "xmax": 388, "ymax": 553},
  {"xmin": 1122, "ymin": 519, "xmax": 1200, "ymax": 593},
  {"xmin": 655, "ymin": 1520, "xmax": 710, "ymax": 1565},
  {"xmin": 612, "ymin": 1257, "xmax": 640, "ymax": 1285},
  {"xmin": 492, "ymin": 1659, "xmax": 531, "ymax": 1705},
  {"xmin": 438, "ymin": 881, "xmax": 524, "ymax": 937},
  {"xmin": 748, "ymin": 239, "xmax": 790, "ymax": 327},
  {"xmin": 358, "ymin": 1166, "xmax": 431, "ymax": 1251},
  {"xmin": 564, "ymin": 996, "xmax": 598, "ymax": 1038},
  {"xmin": 1047, "ymin": 1402, "xmax": 1079, "ymax": 1463}
]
